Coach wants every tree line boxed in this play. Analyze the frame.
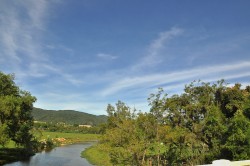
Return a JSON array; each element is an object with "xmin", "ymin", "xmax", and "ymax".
[
  {"xmin": 100, "ymin": 80, "xmax": 250, "ymax": 165},
  {"xmin": 34, "ymin": 121, "xmax": 105, "ymax": 134}
]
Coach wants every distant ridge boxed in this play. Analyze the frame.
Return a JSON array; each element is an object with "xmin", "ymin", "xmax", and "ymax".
[{"xmin": 32, "ymin": 107, "xmax": 107, "ymax": 125}]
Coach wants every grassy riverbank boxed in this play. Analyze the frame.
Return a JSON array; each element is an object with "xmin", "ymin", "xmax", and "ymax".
[
  {"xmin": 81, "ymin": 144, "xmax": 112, "ymax": 166},
  {"xmin": 0, "ymin": 132, "xmax": 100, "ymax": 165}
]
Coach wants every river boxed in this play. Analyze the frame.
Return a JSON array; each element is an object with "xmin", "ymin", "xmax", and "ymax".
[{"xmin": 4, "ymin": 142, "xmax": 94, "ymax": 166}]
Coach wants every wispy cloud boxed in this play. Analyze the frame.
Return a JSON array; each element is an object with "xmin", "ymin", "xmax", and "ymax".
[
  {"xmin": 0, "ymin": 1, "xmax": 83, "ymax": 85},
  {"xmin": 97, "ymin": 53, "xmax": 118, "ymax": 60},
  {"xmin": 24, "ymin": 0, "xmax": 49, "ymax": 29},
  {"xmin": 85, "ymin": 27, "xmax": 250, "ymax": 101},
  {"xmin": 132, "ymin": 27, "xmax": 184, "ymax": 70},
  {"xmin": 101, "ymin": 61, "xmax": 250, "ymax": 96},
  {"xmin": 150, "ymin": 27, "xmax": 183, "ymax": 56},
  {"xmin": 0, "ymin": 1, "xmax": 48, "ymax": 68}
]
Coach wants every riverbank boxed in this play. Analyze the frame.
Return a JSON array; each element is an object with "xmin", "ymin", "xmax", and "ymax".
[
  {"xmin": 0, "ymin": 132, "xmax": 100, "ymax": 165},
  {"xmin": 81, "ymin": 144, "xmax": 112, "ymax": 166}
]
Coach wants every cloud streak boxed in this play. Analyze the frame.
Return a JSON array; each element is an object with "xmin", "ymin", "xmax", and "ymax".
[
  {"xmin": 132, "ymin": 27, "xmax": 184, "ymax": 70},
  {"xmin": 101, "ymin": 61, "xmax": 250, "ymax": 96},
  {"xmin": 97, "ymin": 53, "xmax": 118, "ymax": 60},
  {"xmin": 150, "ymin": 27, "xmax": 183, "ymax": 56}
]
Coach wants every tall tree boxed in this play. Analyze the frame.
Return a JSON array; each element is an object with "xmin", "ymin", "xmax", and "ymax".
[
  {"xmin": 223, "ymin": 110, "xmax": 250, "ymax": 160},
  {"xmin": 0, "ymin": 72, "xmax": 36, "ymax": 148}
]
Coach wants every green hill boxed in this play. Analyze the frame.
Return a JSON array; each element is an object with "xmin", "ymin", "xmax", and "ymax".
[{"xmin": 32, "ymin": 107, "xmax": 107, "ymax": 125}]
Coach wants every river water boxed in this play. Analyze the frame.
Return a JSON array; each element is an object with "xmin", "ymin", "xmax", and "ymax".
[{"xmin": 4, "ymin": 142, "xmax": 94, "ymax": 166}]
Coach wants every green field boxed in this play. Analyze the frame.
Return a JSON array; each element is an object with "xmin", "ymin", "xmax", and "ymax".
[
  {"xmin": 1, "ymin": 132, "xmax": 100, "ymax": 148},
  {"xmin": 40, "ymin": 131, "xmax": 100, "ymax": 145}
]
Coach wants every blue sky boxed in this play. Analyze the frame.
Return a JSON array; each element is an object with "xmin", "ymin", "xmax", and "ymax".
[{"xmin": 1, "ymin": 0, "xmax": 250, "ymax": 115}]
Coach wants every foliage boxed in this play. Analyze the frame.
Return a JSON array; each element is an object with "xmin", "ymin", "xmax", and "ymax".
[
  {"xmin": 223, "ymin": 110, "xmax": 250, "ymax": 160},
  {"xmin": 0, "ymin": 124, "xmax": 9, "ymax": 147},
  {"xmin": 99, "ymin": 80, "xmax": 250, "ymax": 165},
  {"xmin": 0, "ymin": 72, "xmax": 36, "ymax": 149}
]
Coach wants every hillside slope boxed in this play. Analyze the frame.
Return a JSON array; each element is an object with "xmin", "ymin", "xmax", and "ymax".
[{"xmin": 32, "ymin": 107, "xmax": 107, "ymax": 125}]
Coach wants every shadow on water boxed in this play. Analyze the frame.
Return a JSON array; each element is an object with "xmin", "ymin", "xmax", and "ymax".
[
  {"xmin": 0, "ymin": 148, "xmax": 34, "ymax": 165},
  {"xmin": 3, "ymin": 142, "xmax": 94, "ymax": 166}
]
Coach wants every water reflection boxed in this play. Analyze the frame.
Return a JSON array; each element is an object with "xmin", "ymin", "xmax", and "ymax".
[{"xmin": 4, "ymin": 142, "xmax": 94, "ymax": 166}]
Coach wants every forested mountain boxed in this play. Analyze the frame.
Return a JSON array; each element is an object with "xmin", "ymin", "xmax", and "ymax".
[{"xmin": 32, "ymin": 107, "xmax": 107, "ymax": 125}]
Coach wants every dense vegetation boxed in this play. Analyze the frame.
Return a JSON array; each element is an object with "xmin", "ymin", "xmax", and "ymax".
[
  {"xmin": 0, "ymin": 72, "xmax": 36, "ymax": 149},
  {"xmin": 0, "ymin": 72, "xmax": 38, "ymax": 165},
  {"xmin": 32, "ymin": 107, "xmax": 107, "ymax": 125},
  {"xmin": 95, "ymin": 80, "xmax": 250, "ymax": 165}
]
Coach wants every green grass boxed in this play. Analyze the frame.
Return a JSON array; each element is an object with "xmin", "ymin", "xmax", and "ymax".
[
  {"xmin": 81, "ymin": 144, "xmax": 112, "ymax": 166},
  {"xmin": 40, "ymin": 131, "xmax": 100, "ymax": 144}
]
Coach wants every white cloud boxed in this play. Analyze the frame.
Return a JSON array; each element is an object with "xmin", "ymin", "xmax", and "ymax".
[
  {"xmin": 150, "ymin": 27, "xmax": 183, "ymax": 55},
  {"xmin": 0, "ymin": 1, "xmax": 48, "ymax": 67},
  {"xmin": 0, "ymin": 1, "xmax": 83, "ymax": 86},
  {"xmin": 132, "ymin": 27, "xmax": 184, "ymax": 70},
  {"xmin": 97, "ymin": 53, "xmax": 118, "ymax": 60},
  {"xmin": 25, "ymin": 0, "xmax": 48, "ymax": 29},
  {"xmin": 101, "ymin": 61, "xmax": 250, "ymax": 96},
  {"xmin": 100, "ymin": 27, "xmax": 250, "ymax": 100}
]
